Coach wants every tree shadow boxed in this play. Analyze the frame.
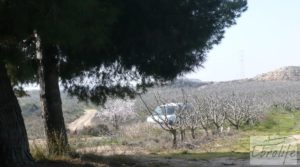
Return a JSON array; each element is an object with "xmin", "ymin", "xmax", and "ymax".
[
  {"xmin": 36, "ymin": 159, "xmax": 97, "ymax": 167},
  {"xmin": 35, "ymin": 154, "xmax": 145, "ymax": 167},
  {"xmin": 80, "ymin": 153, "xmax": 142, "ymax": 167},
  {"xmin": 34, "ymin": 151, "xmax": 254, "ymax": 167}
]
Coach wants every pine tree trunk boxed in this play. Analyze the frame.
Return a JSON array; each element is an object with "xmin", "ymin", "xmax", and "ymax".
[
  {"xmin": 0, "ymin": 61, "xmax": 34, "ymax": 166},
  {"xmin": 38, "ymin": 46, "xmax": 69, "ymax": 155}
]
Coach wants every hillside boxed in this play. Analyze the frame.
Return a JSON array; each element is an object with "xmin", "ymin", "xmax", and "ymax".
[
  {"xmin": 20, "ymin": 67, "xmax": 300, "ymax": 138},
  {"xmin": 254, "ymin": 66, "xmax": 300, "ymax": 81},
  {"xmin": 169, "ymin": 78, "xmax": 212, "ymax": 88},
  {"xmin": 19, "ymin": 91, "xmax": 92, "ymax": 138}
]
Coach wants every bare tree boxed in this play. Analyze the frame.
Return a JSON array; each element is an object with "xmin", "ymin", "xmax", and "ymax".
[
  {"xmin": 139, "ymin": 92, "xmax": 189, "ymax": 148},
  {"xmin": 206, "ymin": 94, "xmax": 226, "ymax": 134},
  {"xmin": 192, "ymin": 96, "xmax": 212, "ymax": 136},
  {"xmin": 223, "ymin": 93, "xmax": 254, "ymax": 129},
  {"xmin": 97, "ymin": 99, "xmax": 136, "ymax": 130}
]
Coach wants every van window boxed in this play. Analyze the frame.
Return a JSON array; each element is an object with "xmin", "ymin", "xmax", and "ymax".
[
  {"xmin": 166, "ymin": 106, "xmax": 175, "ymax": 115},
  {"xmin": 155, "ymin": 106, "xmax": 176, "ymax": 115},
  {"xmin": 154, "ymin": 106, "xmax": 162, "ymax": 115}
]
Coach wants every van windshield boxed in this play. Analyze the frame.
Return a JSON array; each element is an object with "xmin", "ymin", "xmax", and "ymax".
[{"xmin": 154, "ymin": 106, "xmax": 175, "ymax": 115}]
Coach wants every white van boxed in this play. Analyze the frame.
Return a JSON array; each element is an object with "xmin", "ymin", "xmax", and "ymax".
[{"xmin": 146, "ymin": 103, "xmax": 185, "ymax": 125}]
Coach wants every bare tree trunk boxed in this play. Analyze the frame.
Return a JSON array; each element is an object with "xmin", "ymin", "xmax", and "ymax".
[
  {"xmin": 180, "ymin": 129, "xmax": 185, "ymax": 142},
  {"xmin": 170, "ymin": 129, "xmax": 177, "ymax": 148},
  {"xmin": 227, "ymin": 119, "xmax": 240, "ymax": 130},
  {"xmin": 201, "ymin": 127, "xmax": 208, "ymax": 136},
  {"xmin": 113, "ymin": 114, "xmax": 120, "ymax": 130},
  {"xmin": 191, "ymin": 128, "xmax": 196, "ymax": 139},
  {"xmin": 0, "ymin": 61, "xmax": 34, "ymax": 166},
  {"xmin": 38, "ymin": 46, "xmax": 69, "ymax": 155},
  {"xmin": 213, "ymin": 123, "xmax": 221, "ymax": 135}
]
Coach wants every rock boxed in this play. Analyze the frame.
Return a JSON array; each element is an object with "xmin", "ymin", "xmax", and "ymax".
[{"xmin": 254, "ymin": 66, "xmax": 300, "ymax": 81}]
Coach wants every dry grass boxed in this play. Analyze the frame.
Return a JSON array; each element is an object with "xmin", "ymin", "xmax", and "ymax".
[{"xmin": 28, "ymin": 109, "xmax": 300, "ymax": 166}]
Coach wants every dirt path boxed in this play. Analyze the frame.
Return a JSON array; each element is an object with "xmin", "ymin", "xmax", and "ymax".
[
  {"xmin": 76, "ymin": 145, "xmax": 299, "ymax": 167},
  {"xmin": 131, "ymin": 156, "xmax": 298, "ymax": 167},
  {"xmin": 132, "ymin": 156, "xmax": 250, "ymax": 167}
]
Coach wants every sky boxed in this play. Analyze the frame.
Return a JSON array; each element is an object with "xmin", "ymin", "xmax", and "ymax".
[{"xmin": 185, "ymin": 0, "xmax": 300, "ymax": 81}]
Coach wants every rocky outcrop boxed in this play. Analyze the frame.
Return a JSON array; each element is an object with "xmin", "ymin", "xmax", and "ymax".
[{"xmin": 254, "ymin": 66, "xmax": 300, "ymax": 81}]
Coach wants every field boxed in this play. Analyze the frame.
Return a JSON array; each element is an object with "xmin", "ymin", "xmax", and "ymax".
[{"xmin": 21, "ymin": 80, "xmax": 300, "ymax": 166}]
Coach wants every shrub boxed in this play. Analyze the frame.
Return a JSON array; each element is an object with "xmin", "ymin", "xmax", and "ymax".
[{"xmin": 80, "ymin": 124, "xmax": 110, "ymax": 136}]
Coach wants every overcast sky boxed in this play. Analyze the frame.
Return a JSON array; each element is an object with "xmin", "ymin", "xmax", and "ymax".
[{"xmin": 185, "ymin": 0, "xmax": 300, "ymax": 81}]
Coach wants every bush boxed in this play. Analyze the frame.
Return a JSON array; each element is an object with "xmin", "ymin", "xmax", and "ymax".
[{"xmin": 80, "ymin": 124, "xmax": 110, "ymax": 136}]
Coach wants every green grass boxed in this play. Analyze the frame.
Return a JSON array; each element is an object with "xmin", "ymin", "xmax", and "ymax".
[
  {"xmin": 224, "ymin": 108, "xmax": 300, "ymax": 152},
  {"xmin": 242, "ymin": 109, "xmax": 300, "ymax": 135},
  {"xmin": 253, "ymin": 109, "xmax": 300, "ymax": 135}
]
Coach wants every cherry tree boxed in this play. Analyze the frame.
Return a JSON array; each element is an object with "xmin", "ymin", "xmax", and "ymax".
[{"xmin": 97, "ymin": 99, "xmax": 136, "ymax": 130}]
